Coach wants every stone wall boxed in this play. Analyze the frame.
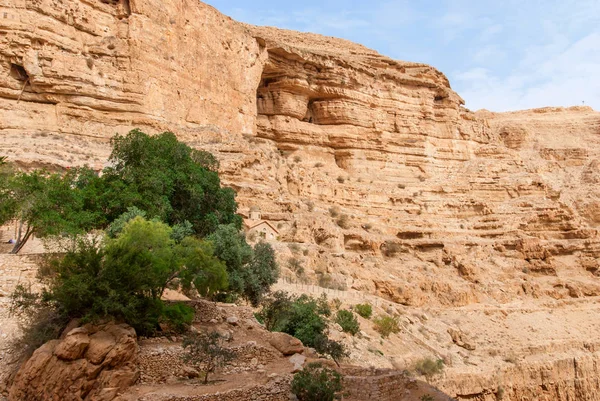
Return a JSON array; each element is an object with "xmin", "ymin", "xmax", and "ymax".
[{"xmin": 136, "ymin": 376, "xmax": 292, "ymax": 401}]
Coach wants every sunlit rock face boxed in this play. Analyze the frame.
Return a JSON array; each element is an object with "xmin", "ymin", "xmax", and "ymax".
[{"xmin": 2, "ymin": 1, "xmax": 600, "ymax": 399}]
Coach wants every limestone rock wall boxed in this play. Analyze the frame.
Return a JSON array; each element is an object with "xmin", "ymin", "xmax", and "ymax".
[{"xmin": 2, "ymin": 1, "xmax": 600, "ymax": 400}]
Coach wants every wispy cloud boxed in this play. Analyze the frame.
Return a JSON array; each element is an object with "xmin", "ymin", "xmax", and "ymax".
[{"xmin": 207, "ymin": 0, "xmax": 600, "ymax": 112}]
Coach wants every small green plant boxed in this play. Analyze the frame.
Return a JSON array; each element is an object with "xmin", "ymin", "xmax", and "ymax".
[
  {"xmin": 335, "ymin": 310, "xmax": 360, "ymax": 336},
  {"xmin": 288, "ymin": 243, "xmax": 301, "ymax": 254},
  {"xmin": 373, "ymin": 315, "xmax": 400, "ymax": 338},
  {"xmin": 291, "ymin": 362, "xmax": 343, "ymax": 401},
  {"xmin": 354, "ymin": 303, "xmax": 372, "ymax": 319},
  {"xmin": 331, "ymin": 298, "xmax": 342, "ymax": 310},
  {"xmin": 413, "ymin": 357, "xmax": 445, "ymax": 381},
  {"xmin": 420, "ymin": 395, "xmax": 434, "ymax": 401},
  {"xmin": 182, "ymin": 331, "xmax": 237, "ymax": 384},
  {"xmin": 368, "ymin": 347, "xmax": 384, "ymax": 356},
  {"xmin": 288, "ymin": 257, "xmax": 304, "ymax": 275}
]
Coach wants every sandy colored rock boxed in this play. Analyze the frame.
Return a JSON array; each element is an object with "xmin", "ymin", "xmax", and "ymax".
[
  {"xmin": 268, "ymin": 333, "xmax": 304, "ymax": 356},
  {"xmin": 2, "ymin": 0, "xmax": 600, "ymax": 400},
  {"xmin": 8, "ymin": 323, "xmax": 139, "ymax": 401}
]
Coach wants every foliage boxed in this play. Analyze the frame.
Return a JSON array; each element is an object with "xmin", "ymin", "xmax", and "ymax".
[
  {"xmin": 420, "ymin": 395, "xmax": 434, "ymax": 401},
  {"xmin": 9, "ymin": 284, "xmax": 70, "ymax": 357},
  {"xmin": 412, "ymin": 357, "xmax": 445, "ymax": 381},
  {"xmin": 207, "ymin": 224, "xmax": 252, "ymax": 294},
  {"xmin": 42, "ymin": 217, "xmax": 226, "ymax": 335},
  {"xmin": 335, "ymin": 310, "xmax": 360, "ymax": 336},
  {"xmin": 314, "ymin": 336, "xmax": 349, "ymax": 367},
  {"xmin": 354, "ymin": 303, "xmax": 373, "ymax": 319},
  {"xmin": 373, "ymin": 315, "xmax": 400, "ymax": 338},
  {"xmin": 291, "ymin": 362, "xmax": 343, "ymax": 401},
  {"xmin": 182, "ymin": 331, "xmax": 236, "ymax": 384},
  {"xmin": 207, "ymin": 226, "xmax": 278, "ymax": 304},
  {"xmin": 103, "ymin": 129, "xmax": 241, "ymax": 236},
  {"xmin": 106, "ymin": 206, "xmax": 147, "ymax": 238},
  {"xmin": 242, "ymin": 241, "xmax": 279, "ymax": 306},
  {"xmin": 0, "ymin": 168, "xmax": 103, "ymax": 253},
  {"xmin": 335, "ymin": 214, "xmax": 350, "ymax": 229},
  {"xmin": 382, "ymin": 241, "xmax": 402, "ymax": 257},
  {"xmin": 256, "ymin": 292, "xmax": 331, "ymax": 348},
  {"xmin": 161, "ymin": 303, "xmax": 195, "ymax": 332}
]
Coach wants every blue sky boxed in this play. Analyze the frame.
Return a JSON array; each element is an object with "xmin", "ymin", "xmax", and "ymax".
[{"xmin": 204, "ymin": 0, "xmax": 599, "ymax": 112}]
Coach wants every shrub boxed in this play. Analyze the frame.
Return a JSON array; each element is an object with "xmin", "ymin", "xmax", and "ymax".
[
  {"xmin": 314, "ymin": 336, "xmax": 348, "ymax": 367},
  {"xmin": 420, "ymin": 395, "xmax": 434, "ymax": 401},
  {"xmin": 413, "ymin": 357, "xmax": 445, "ymax": 381},
  {"xmin": 382, "ymin": 241, "xmax": 402, "ymax": 257},
  {"xmin": 182, "ymin": 331, "xmax": 236, "ymax": 384},
  {"xmin": 291, "ymin": 362, "xmax": 343, "ymax": 401},
  {"xmin": 373, "ymin": 315, "xmax": 400, "ymax": 338},
  {"xmin": 162, "ymin": 303, "xmax": 195, "ymax": 332},
  {"xmin": 336, "ymin": 214, "xmax": 350, "ymax": 229},
  {"xmin": 38, "ymin": 218, "xmax": 229, "ymax": 336},
  {"xmin": 288, "ymin": 243, "xmax": 301, "ymax": 254},
  {"xmin": 335, "ymin": 310, "xmax": 360, "ymax": 336},
  {"xmin": 354, "ymin": 303, "xmax": 373, "ymax": 319},
  {"xmin": 288, "ymin": 257, "xmax": 304, "ymax": 274},
  {"xmin": 328, "ymin": 206, "xmax": 340, "ymax": 218},
  {"xmin": 256, "ymin": 292, "xmax": 331, "ymax": 348}
]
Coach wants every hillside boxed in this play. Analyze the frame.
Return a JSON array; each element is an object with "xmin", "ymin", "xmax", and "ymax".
[{"xmin": 1, "ymin": 0, "xmax": 600, "ymax": 399}]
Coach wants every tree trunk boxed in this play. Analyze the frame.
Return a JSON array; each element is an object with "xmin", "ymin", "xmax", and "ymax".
[{"xmin": 10, "ymin": 223, "xmax": 32, "ymax": 254}]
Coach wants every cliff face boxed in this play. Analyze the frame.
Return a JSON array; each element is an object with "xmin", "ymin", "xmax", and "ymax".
[{"xmin": 2, "ymin": 0, "xmax": 600, "ymax": 400}]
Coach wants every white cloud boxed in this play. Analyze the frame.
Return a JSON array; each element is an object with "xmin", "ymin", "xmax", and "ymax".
[{"xmin": 453, "ymin": 32, "xmax": 600, "ymax": 111}]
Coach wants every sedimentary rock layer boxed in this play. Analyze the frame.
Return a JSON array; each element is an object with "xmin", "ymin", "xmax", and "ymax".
[{"xmin": 2, "ymin": 0, "xmax": 600, "ymax": 400}]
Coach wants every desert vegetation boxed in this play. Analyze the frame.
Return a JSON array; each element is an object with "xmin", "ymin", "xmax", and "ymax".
[{"xmin": 6, "ymin": 129, "xmax": 279, "ymax": 344}]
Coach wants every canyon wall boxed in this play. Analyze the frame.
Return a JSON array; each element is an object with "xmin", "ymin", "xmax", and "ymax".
[{"xmin": 2, "ymin": 0, "xmax": 600, "ymax": 399}]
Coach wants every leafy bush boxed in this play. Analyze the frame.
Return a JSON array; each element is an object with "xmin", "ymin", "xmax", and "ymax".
[
  {"xmin": 373, "ymin": 315, "xmax": 400, "ymax": 338},
  {"xmin": 291, "ymin": 362, "xmax": 343, "ymax": 401},
  {"xmin": 336, "ymin": 214, "xmax": 350, "ymax": 229},
  {"xmin": 354, "ymin": 303, "xmax": 373, "ymax": 319},
  {"xmin": 314, "ymin": 336, "xmax": 349, "ymax": 367},
  {"xmin": 256, "ymin": 292, "xmax": 331, "ymax": 348},
  {"xmin": 162, "ymin": 303, "xmax": 195, "ymax": 332},
  {"xmin": 182, "ymin": 331, "xmax": 236, "ymax": 384},
  {"xmin": 208, "ymin": 225, "xmax": 278, "ymax": 305},
  {"xmin": 41, "ymin": 218, "xmax": 227, "ymax": 335},
  {"xmin": 420, "ymin": 395, "xmax": 434, "ymax": 401},
  {"xmin": 413, "ymin": 357, "xmax": 445, "ymax": 381},
  {"xmin": 335, "ymin": 310, "xmax": 360, "ymax": 336}
]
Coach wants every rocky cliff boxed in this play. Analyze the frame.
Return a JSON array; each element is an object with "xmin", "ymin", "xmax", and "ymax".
[{"xmin": 2, "ymin": 0, "xmax": 600, "ymax": 399}]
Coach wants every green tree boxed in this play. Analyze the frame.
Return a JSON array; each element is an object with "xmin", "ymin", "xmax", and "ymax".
[
  {"xmin": 207, "ymin": 224, "xmax": 252, "ymax": 296},
  {"xmin": 103, "ymin": 130, "xmax": 241, "ymax": 235},
  {"xmin": 241, "ymin": 242, "xmax": 279, "ymax": 306},
  {"xmin": 44, "ymin": 217, "xmax": 228, "ymax": 335},
  {"xmin": 314, "ymin": 336, "xmax": 349, "ymax": 367},
  {"xmin": 182, "ymin": 331, "xmax": 237, "ymax": 384},
  {"xmin": 291, "ymin": 362, "xmax": 343, "ymax": 401},
  {"xmin": 0, "ymin": 169, "xmax": 100, "ymax": 253},
  {"xmin": 335, "ymin": 310, "xmax": 360, "ymax": 336}
]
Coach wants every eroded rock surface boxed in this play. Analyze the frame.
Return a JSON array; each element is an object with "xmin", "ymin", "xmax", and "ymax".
[
  {"xmin": 2, "ymin": 1, "xmax": 600, "ymax": 400},
  {"xmin": 8, "ymin": 323, "xmax": 139, "ymax": 401}
]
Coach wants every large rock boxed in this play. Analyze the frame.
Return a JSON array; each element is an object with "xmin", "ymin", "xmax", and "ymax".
[
  {"xmin": 8, "ymin": 323, "xmax": 139, "ymax": 401},
  {"xmin": 268, "ymin": 333, "xmax": 304, "ymax": 356}
]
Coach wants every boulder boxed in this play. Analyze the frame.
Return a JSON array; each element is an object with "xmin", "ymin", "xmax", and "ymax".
[
  {"xmin": 9, "ymin": 322, "xmax": 139, "ymax": 401},
  {"xmin": 268, "ymin": 332, "xmax": 304, "ymax": 356},
  {"xmin": 226, "ymin": 316, "xmax": 239, "ymax": 326}
]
